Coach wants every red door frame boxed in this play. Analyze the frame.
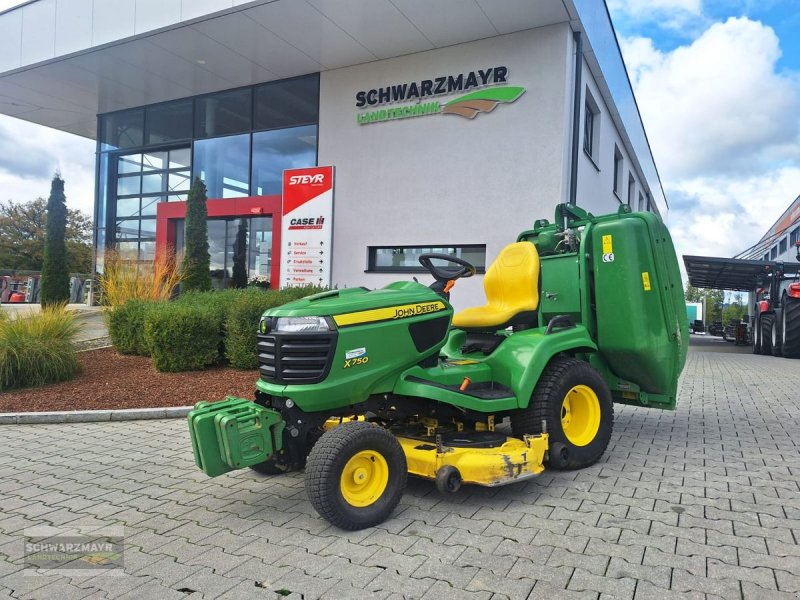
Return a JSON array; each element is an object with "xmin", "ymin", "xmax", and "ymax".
[{"xmin": 155, "ymin": 195, "xmax": 282, "ymax": 289}]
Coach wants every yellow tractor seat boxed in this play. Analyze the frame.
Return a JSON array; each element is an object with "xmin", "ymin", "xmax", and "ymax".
[{"xmin": 452, "ymin": 242, "xmax": 540, "ymax": 331}]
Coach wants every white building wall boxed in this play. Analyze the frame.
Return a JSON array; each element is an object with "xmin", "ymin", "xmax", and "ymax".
[
  {"xmin": 318, "ymin": 26, "xmax": 572, "ymax": 310},
  {"xmin": 574, "ymin": 58, "xmax": 647, "ymax": 216}
]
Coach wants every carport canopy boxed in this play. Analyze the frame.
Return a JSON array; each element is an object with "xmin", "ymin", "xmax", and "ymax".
[{"xmin": 683, "ymin": 255, "xmax": 777, "ymax": 292}]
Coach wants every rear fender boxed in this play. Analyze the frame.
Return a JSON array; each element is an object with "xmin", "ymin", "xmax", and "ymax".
[{"xmin": 486, "ymin": 325, "xmax": 597, "ymax": 409}]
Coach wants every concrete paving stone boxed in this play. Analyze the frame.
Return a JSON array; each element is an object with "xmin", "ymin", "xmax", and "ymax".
[
  {"xmin": 362, "ymin": 529, "xmax": 418, "ymax": 553},
  {"xmin": 484, "ymin": 521, "xmax": 537, "ymax": 544},
  {"xmin": 173, "ymin": 567, "xmax": 247, "ymax": 598},
  {"xmin": 113, "ymin": 579, "xmax": 188, "ymax": 600},
  {"xmin": 404, "ymin": 537, "xmax": 465, "ymax": 563},
  {"xmin": 319, "ymin": 581, "xmax": 391, "ymax": 600},
  {"xmin": 364, "ymin": 546, "xmax": 427, "ymax": 577},
  {"xmin": 706, "ymin": 530, "xmax": 767, "ymax": 554},
  {"xmin": 318, "ymin": 537, "xmax": 379, "ymax": 565},
  {"xmin": 643, "ymin": 546, "xmax": 704, "ymax": 577},
  {"xmin": 493, "ymin": 539, "xmax": 552, "ymax": 562},
  {"xmin": 547, "ymin": 547, "xmax": 608, "ymax": 577},
  {"xmin": 128, "ymin": 555, "xmax": 202, "ymax": 587},
  {"xmin": 399, "ymin": 521, "xmax": 453, "ymax": 544},
  {"xmin": 584, "ymin": 538, "xmax": 644, "ymax": 565},
  {"xmin": 420, "ymin": 580, "xmax": 492, "ymax": 600},
  {"xmin": 187, "ymin": 545, "xmax": 251, "ymax": 574},
  {"xmin": 466, "ymin": 567, "xmax": 536, "ymax": 598},
  {"xmin": 775, "ymin": 569, "xmax": 800, "ymax": 593},
  {"xmin": 707, "ymin": 559, "xmax": 777, "ymax": 589},
  {"xmin": 412, "ymin": 557, "xmax": 479, "ymax": 588},
  {"xmin": 317, "ymin": 557, "xmax": 385, "ymax": 588},
  {"xmin": 443, "ymin": 528, "xmax": 504, "ymax": 554},
  {"xmin": 596, "ymin": 514, "xmax": 650, "ymax": 535},
  {"xmin": 271, "ymin": 529, "xmax": 333, "ymax": 554},
  {"xmin": 366, "ymin": 567, "xmax": 436, "ymax": 598},
  {"xmin": 453, "ymin": 547, "xmax": 514, "ymax": 577},
  {"xmin": 648, "ymin": 521, "xmax": 706, "ymax": 544},
  {"xmin": 606, "ymin": 557, "xmax": 671, "ymax": 589},
  {"xmin": 567, "ymin": 568, "xmax": 637, "ymax": 599},
  {"xmin": 437, "ymin": 514, "xmax": 492, "ymax": 535},
  {"xmin": 507, "ymin": 558, "xmax": 575, "ymax": 589},
  {"xmin": 633, "ymin": 580, "xmax": 704, "ymax": 600},
  {"xmin": 534, "ymin": 530, "xmax": 590, "ymax": 554},
  {"xmin": 529, "ymin": 580, "xmax": 599, "ymax": 599},
  {"xmin": 670, "ymin": 568, "xmax": 742, "ymax": 599}
]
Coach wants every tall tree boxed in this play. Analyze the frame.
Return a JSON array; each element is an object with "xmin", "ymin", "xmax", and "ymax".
[
  {"xmin": 231, "ymin": 218, "xmax": 248, "ymax": 289},
  {"xmin": 40, "ymin": 174, "xmax": 70, "ymax": 306},
  {"xmin": 0, "ymin": 198, "xmax": 92, "ymax": 272},
  {"xmin": 181, "ymin": 177, "xmax": 211, "ymax": 292}
]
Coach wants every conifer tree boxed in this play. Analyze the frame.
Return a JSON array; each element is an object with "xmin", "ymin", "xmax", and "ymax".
[
  {"xmin": 40, "ymin": 174, "xmax": 70, "ymax": 306},
  {"xmin": 181, "ymin": 177, "xmax": 211, "ymax": 292}
]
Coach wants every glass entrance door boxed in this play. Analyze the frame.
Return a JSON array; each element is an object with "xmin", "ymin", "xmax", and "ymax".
[{"xmin": 175, "ymin": 216, "xmax": 273, "ymax": 289}]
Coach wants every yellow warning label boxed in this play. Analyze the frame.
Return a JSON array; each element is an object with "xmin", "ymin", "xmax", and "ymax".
[
  {"xmin": 602, "ymin": 235, "xmax": 613, "ymax": 254},
  {"xmin": 642, "ymin": 272, "xmax": 651, "ymax": 291}
]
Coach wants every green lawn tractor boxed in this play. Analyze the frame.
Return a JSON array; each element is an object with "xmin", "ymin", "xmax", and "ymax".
[{"xmin": 188, "ymin": 203, "xmax": 688, "ymax": 530}]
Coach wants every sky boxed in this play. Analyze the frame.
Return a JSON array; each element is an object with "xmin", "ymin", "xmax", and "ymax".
[{"xmin": 0, "ymin": 0, "xmax": 798, "ymax": 269}]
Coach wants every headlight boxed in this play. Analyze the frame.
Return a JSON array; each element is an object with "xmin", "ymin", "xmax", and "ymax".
[{"xmin": 274, "ymin": 316, "xmax": 332, "ymax": 333}]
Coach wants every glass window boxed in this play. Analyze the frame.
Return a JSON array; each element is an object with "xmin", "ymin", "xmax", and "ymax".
[
  {"xmin": 638, "ymin": 192, "xmax": 645, "ymax": 212},
  {"xmin": 791, "ymin": 227, "xmax": 799, "ymax": 246},
  {"xmin": 118, "ymin": 154, "xmax": 142, "ymax": 174},
  {"xmin": 254, "ymin": 75, "xmax": 319, "ymax": 131},
  {"xmin": 140, "ymin": 196, "xmax": 161, "ymax": 216},
  {"xmin": 142, "ymin": 151, "xmax": 167, "ymax": 171},
  {"xmin": 779, "ymin": 238, "xmax": 788, "ymax": 254},
  {"xmin": 771, "ymin": 246, "xmax": 778, "ymax": 260},
  {"xmin": 251, "ymin": 125, "xmax": 317, "ymax": 196},
  {"xmin": 142, "ymin": 172, "xmax": 165, "ymax": 194},
  {"xmin": 101, "ymin": 109, "xmax": 144, "ymax": 150},
  {"xmin": 194, "ymin": 89, "xmax": 252, "ymax": 138},
  {"xmin": 116, "ymin": 197, "xmax": 140, "ymax": 218},
  {"xmin": 169, "ymin": 148, "xmax": 191, "ymax": 170},
  {"xmin": 117, "ymin": 175, "xmax": 140, "ymax": 197},
  {"xmin": 627, "ymin": 173, "xmax": 635, "ymax": 206},
  {"xmin": 139, "ymin": 219, "xmax": 157, "ymax": 239},
  {"xmin": 193, "ymin": 134, "xmax": 251, "ymax": 198},
  {"xmin": 613, "ymin": 146, "xmax": 623, "ymax": 197},
  {"xmin": 367, "ymin": 245, "xmax": 486, "ymax": 273},
  {"xmin": 117, "ymin": 241, "xmax": 139, "ymax": 259},
  {"xmin": 146, "ymin": 99, "xmax": 192, "ymax": 145},
  {"xmin": 115, "ymin": 220, "xmax": 140, "ymax": 241}
]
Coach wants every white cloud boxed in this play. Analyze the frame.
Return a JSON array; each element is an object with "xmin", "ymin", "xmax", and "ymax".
[
  {"xmin": 622, "ymin": 17, "xmax": 800, "ymax": 182},
  {"xmin": 0, "ymin": 115, "xmax": 95, "ymax": 217},
  {"xmin": 668, "ymin": 167, "xmax": 800, "ymax": 260},
  {"xmin": 608, "ymin": 0, "xmax": 705, "ymax": 32}
]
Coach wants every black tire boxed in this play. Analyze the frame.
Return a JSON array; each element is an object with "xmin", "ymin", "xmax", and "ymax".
[
  {"xmin": 782, "ymin": 296, "xmax": 800, "ymax": 358},
  {"xmin": 305, "ymin": 422, "xmax": 407, "ymax": 530},
  {"xmin": 761, "ymin": 314, "xmax": 774, "ymax": 355},
  {"xmin": 435, "ymin": 466, "xmax": 462, "ymax": 494},
  {"xmin": 752, "ymin": 316, "xmax": 761, "ymax": 354},
  {"xmin": 771, "ymin": 311, "xmax": 783, "ymax": 357},
  {"xmin": 511, "ymin": 356, "xmax": 613, "ymax": 470}
]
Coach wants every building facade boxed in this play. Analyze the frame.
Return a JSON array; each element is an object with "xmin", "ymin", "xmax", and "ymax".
[
  {"xmin": 0, "ymin": 0, "xmax": 667, "ymax": 309},
  {"xmin": 737, "ymin": 195, "xmax": 800, "ymax": 264}
]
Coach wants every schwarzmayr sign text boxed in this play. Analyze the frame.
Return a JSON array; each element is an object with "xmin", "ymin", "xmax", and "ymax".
[{"xmin": 355, "ymin": 66, "xmax": 525, "ymax": 124}]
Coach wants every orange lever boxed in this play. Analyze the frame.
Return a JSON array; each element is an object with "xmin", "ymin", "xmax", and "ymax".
[
  {"xmin": 459, "ymin": 377, "xmax": 471, "ymax": 392},
  {"xmin": 444, "ymin": 280, "xmax": 456, "ymax": 293}
]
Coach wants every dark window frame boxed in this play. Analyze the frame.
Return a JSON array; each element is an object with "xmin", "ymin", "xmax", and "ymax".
[
  {"xmin": 613, "ymin": 145, "xmax": 623, "ymax": 199},
  {"xmin": 366, "ymin": 244, "xmax": 487, "ymax": 274}
]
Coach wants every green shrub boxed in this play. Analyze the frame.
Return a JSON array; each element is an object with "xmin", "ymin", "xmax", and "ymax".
[
  {"xmin": 225, "ymin": 286, "xmax": 326, "ymax": 370},
  {"xmin": 107, "ymin": 299, "xmax": 156, "ymax": 355},
  {"xmin": 144, "ymin": 302, "xmax": 223, "ymax": 372},
  {"xmin": 0, "ymin": 307, "xmax": 80, "ymax": 390}
]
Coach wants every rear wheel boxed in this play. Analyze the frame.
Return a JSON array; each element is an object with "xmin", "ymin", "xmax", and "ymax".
[
  {"xmin": 782, "ymin": 296, "xmax": 800, "ymax": 358},
  {"xmin": 761, "ymin": 314, "xmax": 774, "ymax": 355},
  {"xmin": 752, "ymin": 316, "xmax": 761, "ymax": 354},
  {"xmin": 305, "ymin": 422, "xmax": 407, "ymax": 530},
  {"xmin": 511, "ymin": 356, "xmax": 613, "ymax": 470},
  {"xmin": 771, "ymin": 312, "xmax": 783, "ymax": 357}
]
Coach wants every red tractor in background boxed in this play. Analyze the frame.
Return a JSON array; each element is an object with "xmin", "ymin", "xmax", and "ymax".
[{"xmin": 752, "ymin": 241, "xmax": 800, "ymax": 358}]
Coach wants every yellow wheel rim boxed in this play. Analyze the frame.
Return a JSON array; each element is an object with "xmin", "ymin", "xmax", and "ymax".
[
  {"xmin": 560, "ymin": 385, "xmax": 601, "ymax": 447},
  {"xmin": 340, "ymin": 450, "xmax": 389, "ymax": 507}
]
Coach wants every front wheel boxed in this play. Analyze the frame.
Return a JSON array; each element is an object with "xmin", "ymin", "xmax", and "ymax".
[
  {"xmin": 511, "ymin": 356, "xmax": 613, "ymax": 470},
  {"xmin": 782, "ymin": 296, "xmax": 800, "ymax": 358},
  {"xmin": 305, "ymin": 422, "xmax": 407, "ymax": 530},
  {"xmin": 752, "ymin": 316, "xmax": 761, "ymax": 354},
  {"xmin": 761, "ymin": 314, "xmax": 774, "ymax": 355}
]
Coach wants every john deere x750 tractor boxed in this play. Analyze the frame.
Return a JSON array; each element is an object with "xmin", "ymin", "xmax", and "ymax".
[{"xmin": 189, "ymin": 203, "xmax": 688, "ymax": 530}]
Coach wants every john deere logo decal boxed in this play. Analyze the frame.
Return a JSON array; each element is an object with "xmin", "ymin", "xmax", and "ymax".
[{"xmin": 355, "ymin": 66, "xmax": 525, "ymax": 125}]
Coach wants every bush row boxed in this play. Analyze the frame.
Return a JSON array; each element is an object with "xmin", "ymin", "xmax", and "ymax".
[{"xmin": 108, "ymin": 287, "xmax": 324, "ymax": 372}]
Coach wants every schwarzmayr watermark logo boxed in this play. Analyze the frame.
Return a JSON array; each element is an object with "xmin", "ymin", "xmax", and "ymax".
[{"xmin": 355, "ymin": 66, "xmax": 525, "ymax": 125}]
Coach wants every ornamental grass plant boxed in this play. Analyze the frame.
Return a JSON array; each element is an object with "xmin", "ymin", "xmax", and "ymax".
[
  {"xmin": 99, "ymin": 250, "xmax": 183, "ymax": 308},
  {"xmin": 0, "ymin": 305, "xmax": 80, "ymax": 390}
]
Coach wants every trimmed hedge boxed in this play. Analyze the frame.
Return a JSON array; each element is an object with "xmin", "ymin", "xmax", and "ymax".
[
  {"xmin": 143, "ymin": 303, "xmax": 223, "ymax": 372},
  {"xmin": 108, "ymin": 286, "xmax": 325, "ymax": 372},
  {"xmin": 107, "ymin": 299, "xmax": 155, "ymax": 355}
]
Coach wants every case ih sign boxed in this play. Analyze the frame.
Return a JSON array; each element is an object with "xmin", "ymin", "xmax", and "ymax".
[{"xmin": 280, "ymin": 166, "xmax": 335, "ymax": 288}]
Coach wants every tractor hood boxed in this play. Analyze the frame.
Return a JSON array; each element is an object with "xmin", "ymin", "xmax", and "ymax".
[{"xmin": 264, "ymin": 281, "xmax": 451, "ymax": 322}]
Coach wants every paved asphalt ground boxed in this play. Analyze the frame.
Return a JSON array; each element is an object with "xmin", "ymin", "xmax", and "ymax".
[{"xmin": 1, "ymin": 337, "xmax": 799, "ymax": 599}]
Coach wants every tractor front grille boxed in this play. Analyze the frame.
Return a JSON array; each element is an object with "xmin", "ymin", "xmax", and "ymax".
[{"xmin": 257, "ymin": 332, "xmax": 337, "ymax": 385}]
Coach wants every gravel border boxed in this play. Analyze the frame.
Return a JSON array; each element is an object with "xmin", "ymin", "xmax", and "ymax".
[{"xmin": 0, "ymin": 406, "xmax": 193, "ymax": 425}]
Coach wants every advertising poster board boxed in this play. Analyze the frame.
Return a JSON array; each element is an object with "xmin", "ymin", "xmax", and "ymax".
[{"xmin": 280, "ymin": 166, "xmax": 334, "ymax": 288}]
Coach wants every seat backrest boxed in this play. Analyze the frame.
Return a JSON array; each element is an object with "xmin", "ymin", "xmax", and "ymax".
[{"xmin": 484, "ymin": 242, "xmax": 540, "ymax": 311}]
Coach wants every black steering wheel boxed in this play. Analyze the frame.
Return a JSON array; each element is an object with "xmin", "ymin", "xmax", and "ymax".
[{"xmin": 418, "ymin": 253, "xmax": 477, "ymax": 282}]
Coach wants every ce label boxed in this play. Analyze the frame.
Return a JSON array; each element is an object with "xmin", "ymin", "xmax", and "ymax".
[{"xmin": 602, "ymin": 253, "xmax": 615, "ymax": 263}]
